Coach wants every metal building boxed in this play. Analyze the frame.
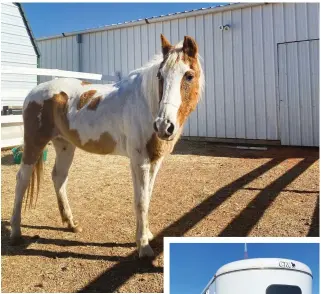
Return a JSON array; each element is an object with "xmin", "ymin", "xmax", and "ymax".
[
  {"xmin": 37, "ymin": 3, "xmax": 319, "ymax": 146},
  {"xmin": 1, "ymin": 2, "xmax": 40, "ymax": 108},
  {"xmin": 201, "ymin": 258, "xmax": 313, "ymax": 294}
]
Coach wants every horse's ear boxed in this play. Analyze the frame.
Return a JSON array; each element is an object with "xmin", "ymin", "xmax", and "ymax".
[
  {"xmin": 183, "ymin": 36, "xmax": 198, "ymax": 58},
  {"xmin": 160, "ymin": 34, "xmax": 172, "ymax": 56}
]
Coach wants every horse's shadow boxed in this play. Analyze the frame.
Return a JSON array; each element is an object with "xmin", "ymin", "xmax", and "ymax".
[
  {"xmin": 1, "ymin": 220, "xmax": 136, "ymax": 261},
  {"xmin": 2, "ymin": 219, "xmax": 162, "ymax": 288},
  {"xmin": 1, "ymin": 153, "xmax": 17, "ymax": 166}
]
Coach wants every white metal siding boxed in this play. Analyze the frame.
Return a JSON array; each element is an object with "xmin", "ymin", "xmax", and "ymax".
[
  {"xmin": 1, "ymin": 2, "xmax": 38, "ymax": 106},
  {"xmin": 37, "ymin": 35, "xmax": 79, "ymax": 83},
  {"xmin": 37, "ymin": 3, "xmax": 320, "ymax": 144},
  {"xmin": 278, "ymin": 40, "xmax": 319, "ymax": 146}
]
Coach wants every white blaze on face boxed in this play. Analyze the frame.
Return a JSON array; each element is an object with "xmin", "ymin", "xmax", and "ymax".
[{"xmin": 155, "ymin": 56, "xmax": 190, "ymax": 139}]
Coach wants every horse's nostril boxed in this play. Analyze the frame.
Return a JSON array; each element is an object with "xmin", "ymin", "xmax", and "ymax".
[
  {"xmin": 167, "ymin": 123, "xmax": 174, "ymax": 135},
  {"xmin": 153, "ymin": 121, "xmax": 158, "ymax": 132}
]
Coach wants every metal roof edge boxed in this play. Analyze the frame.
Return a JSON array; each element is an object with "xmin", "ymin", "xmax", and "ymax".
[
  {"xmin": 36, "ymin": 2, "xmax": 263, "ymax": 41},
  {"xmin": 14, "ymin": 2, "xmax": 40, "ymax": 57}
]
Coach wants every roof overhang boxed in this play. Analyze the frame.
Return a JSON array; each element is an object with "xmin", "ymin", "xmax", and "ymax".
[{"xmin": 36, "ymin": 2, "xmax": 264, "ymax": 41}]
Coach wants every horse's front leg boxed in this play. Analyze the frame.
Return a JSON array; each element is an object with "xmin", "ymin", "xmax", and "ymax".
[
  {"xmin": 130, "ymin": 160, "xmax": 154, "ymax": 258},
  {"xmin": 146, "ymin": 157, "xmax": 164, "ymax": 242}
]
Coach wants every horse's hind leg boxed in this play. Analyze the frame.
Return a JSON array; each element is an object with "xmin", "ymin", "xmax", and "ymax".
[
  {"xmin": 51, "ymin": 137, "xmax": 81, "ymax": 233},
  {"xmin": 10, "ymin": 143, "xmax": 48, "ymax": 244},
  {"xmin": 10, "ymin": 163, "xmax": 34, "ymax": 243}
]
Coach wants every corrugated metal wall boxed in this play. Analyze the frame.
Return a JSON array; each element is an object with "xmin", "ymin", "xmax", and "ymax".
[
  {"xmin": 37, "ymin": 3, "xmax": 320, "ymax": 144},
  {"xmin": 37, "ymin": 35, "xmax": 79, "ymax": 83},
  {"xmin": 278, "ymin": 40, "xmax": 319, "ymax": 147},
  {"xmin": 1, "ymin": 2, "xmax": 38, "ymax": 106}
]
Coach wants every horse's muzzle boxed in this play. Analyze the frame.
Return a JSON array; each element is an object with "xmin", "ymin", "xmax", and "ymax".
[{"xmin": 154, "ymin": 117, "xmax": 176, "ymax": 140}]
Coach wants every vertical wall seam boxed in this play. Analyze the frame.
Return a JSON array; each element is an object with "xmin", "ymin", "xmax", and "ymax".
[
  {"xmin": 240, "ymin": 9, "xmax": 246, "ymax": 139},
  {"xmin": 271, "ymin": 4, "xmax": 279, "ymax": 140},
  {"xmin": 93, "ymin": 34, "xmax": 95, "ymax": 73},
  {"xmin": 250, "ymin": 7, "xmax": 257, "ymax": 139},
  {"xmin": 261, "ymin": 7, "xmax": 267, "ymax": 139},
  {"xmin": 154, "ymin": 23, "xmax": 157, "ymax": 55},
  {"xmin": 119, "ymin": 30, "xmax": 122, "ymax": 77},
  {"xmin": 308, "ymin": 42, "xmax": 315, "ymax": 145},
  {"xmin": 112, "ymin": 30, "xmax": 115, "ymax": 76},
  {"xmin": 125, "ymin": 28, "xmax": 128, "ymax": 74},
  {"xmin": 285, "ymin": 45, "xmax": 291, "ymax": 145},
  {"xmin": 294, "ymin": 4, "xmax": 297, "ymax": 41},
  {"xmin": 296, "ymin": 42, "xmax": 303, "ymax": 145},
  {"xmin": 95, "ymin": 33, "xmax": 98, "ymax": 75},
  {"xmin": 99, "ymin": 34, "xmax": 102, "ymax": 76},
  {"xmin": 133, "ymin": 28, "xmax": 136, "ymax": 74},
  {"xmin": 203, "ymin": 15, "xmax": 208, "ymax": 137},
  {"xmin": 283, "ymin": 7, "xmax": 291, "ymax": 145},
  {"xmin": 219, "ymin": 14, "xmax": 225, "ymax": 137},
  {"xmin": 231, "ymin": 12, "xmax": 236, "ymax": 138},
  {"xmin": 147, "ymin": 25, "xmax": 150, "ymax": 66},
  {"xmin": 140, "ymin": 25, "xmax": 143, "ymax": 68}
]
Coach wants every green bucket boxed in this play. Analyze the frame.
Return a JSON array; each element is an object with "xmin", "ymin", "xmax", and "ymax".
[{"xmin": 12, "ymin": 146, "xmax": 48, "ymax": 164}]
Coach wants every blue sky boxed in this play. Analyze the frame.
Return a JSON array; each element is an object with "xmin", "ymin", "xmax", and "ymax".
[
  {"xmin": 170, "ymin": 242, "xmax": 319, "ymax": 294},
  {"xmin": 22, "ymin": 3, "xmax": 227, "ymax": 38}
]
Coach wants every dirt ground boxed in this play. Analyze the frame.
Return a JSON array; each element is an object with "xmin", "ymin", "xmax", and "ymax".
[{"xmin": 1, "ymin": 140, "xmax": 319, "ymax": 293}]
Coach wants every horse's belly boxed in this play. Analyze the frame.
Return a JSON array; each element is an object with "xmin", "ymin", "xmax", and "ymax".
[{"xmin": 69, "ymin": 130, "xmax": 117, "ymax": 155}]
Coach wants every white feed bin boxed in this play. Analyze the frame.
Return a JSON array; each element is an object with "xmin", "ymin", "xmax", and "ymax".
[{"xmin": 203, "ymin": 258, "xmax": 312, "ymax": 294}]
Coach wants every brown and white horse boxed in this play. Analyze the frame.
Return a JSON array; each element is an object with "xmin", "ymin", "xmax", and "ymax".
[{"xmin": 10, "ymin": 34, "xmax": 204, "ymax": 257}]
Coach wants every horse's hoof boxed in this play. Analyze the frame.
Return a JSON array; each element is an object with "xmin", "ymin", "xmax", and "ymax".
[
  {"xmin": 67, "ymin": 220, "xmax": 82, "ymax": 233},
  {"xmin": 72, "ymin": 225, "xmax": 82, "ymax": 233},
  {"xmin": 10, "ymin": 235, "xmax": 24, "ymax": 246},
  {"xmin": 139, "ymin": 244, "xmax": 154, "ymax": 258}
]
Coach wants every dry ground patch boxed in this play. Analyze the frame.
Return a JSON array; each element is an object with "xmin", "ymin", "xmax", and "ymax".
[{"xmin": 1, "ymin": 140, "xmax": 319, "ymax": 292}]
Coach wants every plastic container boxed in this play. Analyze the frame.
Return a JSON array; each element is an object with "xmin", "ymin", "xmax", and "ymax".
[{"xmin": 12, "ymin": 146, "xmax": 48, "ymax": 164}]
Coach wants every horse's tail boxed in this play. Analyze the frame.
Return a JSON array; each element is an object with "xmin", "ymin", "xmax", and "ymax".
[{"xmin": 24, "ymin": 151, "xmax": 44, "ymax": 210}]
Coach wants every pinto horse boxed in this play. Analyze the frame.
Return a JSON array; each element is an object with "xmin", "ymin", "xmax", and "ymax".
[{"xmin": 10, "ymin": 34, "xmax": 204, "ymax": 257}]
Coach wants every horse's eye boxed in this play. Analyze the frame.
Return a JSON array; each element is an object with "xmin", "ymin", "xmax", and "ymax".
[{"xmin": 186, "ymin": 74, "xmax": 194, "ymax": 81}]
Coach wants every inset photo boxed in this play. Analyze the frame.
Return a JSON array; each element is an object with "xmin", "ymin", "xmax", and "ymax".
[{"xmin": 167, "ymin": 240, "xmax": 319, "ymax": 294}]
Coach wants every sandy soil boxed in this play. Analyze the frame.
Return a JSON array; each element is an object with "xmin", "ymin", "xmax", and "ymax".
[{"xmin": 1, "ymin": 140, "xmax": 319, "ymax": 293}]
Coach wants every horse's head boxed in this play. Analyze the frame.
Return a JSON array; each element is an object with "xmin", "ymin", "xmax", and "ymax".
[{"xmin": 154, "ymin": 34, "xmax": 203, "ymax": 140}]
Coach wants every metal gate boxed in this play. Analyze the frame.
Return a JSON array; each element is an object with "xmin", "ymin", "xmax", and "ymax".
[{"xmin": 278, "ymin": 39, "xmax": 319, "ymax": 146}]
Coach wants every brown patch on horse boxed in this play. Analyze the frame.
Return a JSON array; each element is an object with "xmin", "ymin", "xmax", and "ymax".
[
  {"xmin": 77, "ymin": 90, "xmax": 97, "ymax": 110},
  {"xmin": 87, "ymin": 95, "xmax": 102, "ymax": 110},
  {"xmin": 146, "ymin": 128, "xmax": 182, "ymax": 162},
  {"xmin": 53, "ymin": 91, "xmax": 116, "ymax": 154},
  {"xmin": 81, "ymin": 81, "xmax": 92, "ymax": 85},
  {"xmin": 178, "ymin": 36, "xmax": 200, "ymax": 126}
]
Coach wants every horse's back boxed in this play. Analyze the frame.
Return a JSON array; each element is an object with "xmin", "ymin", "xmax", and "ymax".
[{"xmin": 24, "ymin": 78, "xmax": 85, "ymax": 109}]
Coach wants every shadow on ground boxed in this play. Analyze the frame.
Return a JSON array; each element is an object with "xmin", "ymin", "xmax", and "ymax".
[
  {"xmin": 79, "ymin": 153, "xmax": 318, "ymax": 292},
  {"xmin": 174, "ymin": 140, "xmax": 319, "ymax": 159},
  {"xmin": 1, "ymin": 153, "xmax": 17, "ymax": 166}
]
